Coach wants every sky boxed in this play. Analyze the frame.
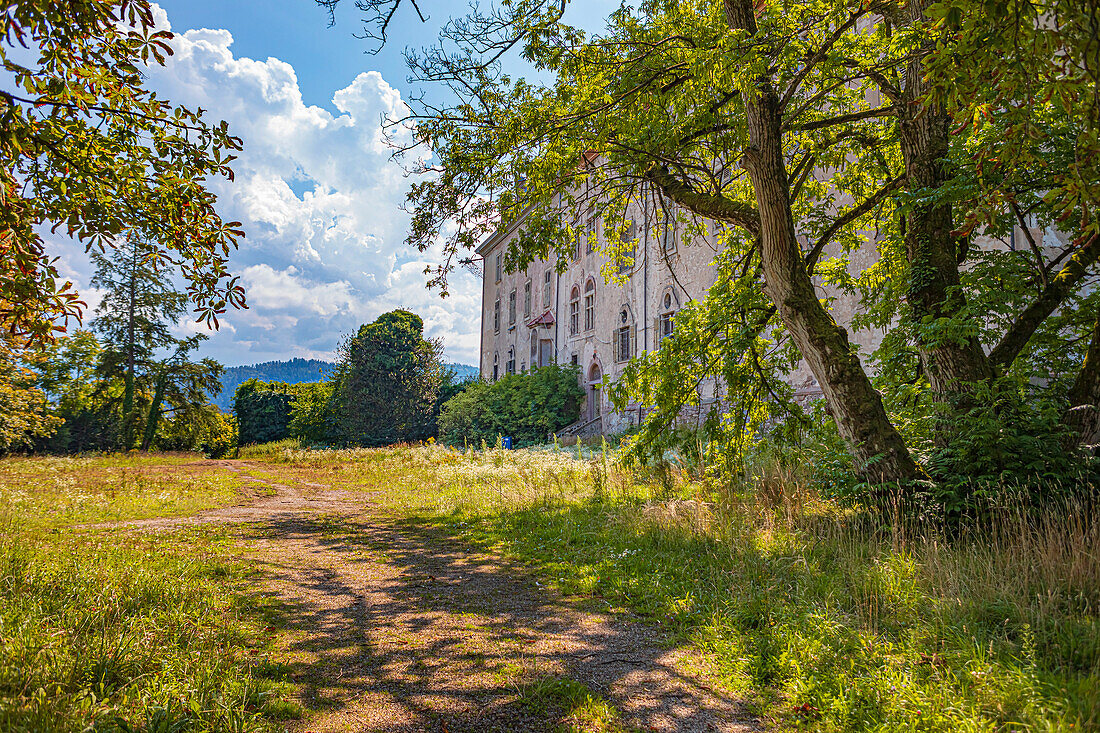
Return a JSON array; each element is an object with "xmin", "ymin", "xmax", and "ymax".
[{"xmin": 48, "ymin": 0, "xmax": 614, "ymax": 367}]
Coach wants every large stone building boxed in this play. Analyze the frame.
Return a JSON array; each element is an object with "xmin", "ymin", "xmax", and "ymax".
[
  {"xmin": 476, "ymin": 190, "xmax": 863, "ymax": 435},
  {"xmin": 476, "ymin": 191, "xmax": 1068, "ymax": 435}
]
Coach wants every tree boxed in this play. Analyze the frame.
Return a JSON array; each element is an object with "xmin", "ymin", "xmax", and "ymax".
[
  {"xmin": 0, "ymin": 0, "xmax": 245, "ymax": 343},
  {"xmin": 90, "ymin": 235, "xmax": 222, "ymax": 450},
  {"xmin": 328, "ymin": 0, "xmax": 1098, "ymax": 492},
  {"xmin": 330, "ymin": 310, "xmax": 443, "ymax": 446},
  {"xmin": 0, "ymin": 332, "xmax": 59, "ymax": 453}
]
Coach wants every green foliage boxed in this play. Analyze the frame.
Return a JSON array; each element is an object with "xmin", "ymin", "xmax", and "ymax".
[
  {"xmin": 214, "ymin": 358, "xmax": 334, "ymax": 411},
  {"xmin": 0, "ymin": 0, "xmax": 245, "ymax": 343},
  {"xmin": 334, "ymin": 0, "xmax": 1100, "ymax": 499},
  {"xmin": 233, "ymin": 379, "xmax": 298, "ymax": 447},
  {"xmin": 924, "ymin": 0, "xmax": 1099, "ymax": 241},
  {"xmin": 0, "ymin": 335, "xmax": 60, "ymax": 454},
  {"xmin": 437, "ymin": 364, "xmax": 583, "ymax": 448},
  {"xmin": 330, "ymin": 310, "xmax": 444, "ymax": 446},
  {"xmin": 287, "ymin": 381, "xmax": 336, "ymax": 446},
  {"xmin": 922, "ymin": 383, "xmax": 1096, "ymax": 516}
]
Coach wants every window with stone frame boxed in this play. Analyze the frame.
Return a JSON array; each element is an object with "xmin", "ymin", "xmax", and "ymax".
[
  {"xmin": 492, "ymin": 352, "xmax": 499, "ymax": 380},
  {"xmin": 508, "ymin": 289, "xmax": 516, "ymax": 325},
  {"xmin": 585, "ymin": 215, "xmax": 598, "ymax": 254},
  {"xmin": 583, "ymin": 280, "xmax": 596, "ymax": 331},
  {"xmin": 569, "ymin": 286, "xmax": 580, "ymax": 335},
  {"xmin": 543, "ymin": 269, "xmax": 552, "ymax": 309},
  {"xmin": 495, "ymin": 252, "xmax": 502, "ymax": 281},
  {"xmin": 506, "ymin": 347, "xmax": 516, "ymax": 375},
  {"xmin": 493, "ymin": 299, "xmax": 500, "ymax": 333},
  {"xmin": 615, "ymin": 308, "xmax": 632, "ymax": 362},
  {"xmin": 658, "ymin": 291, "xmax": 675, "ymax": 345},
  {"xmin": 617, "ymin": 219, "xmax": 637, "ymax": 276},
  {"xmin": 661, "ymin": 221, "xmax": 677, "ymax": 254},
  {"xmin": 523, "ymin": 280, "xmax": 531, "ymax": 318}
]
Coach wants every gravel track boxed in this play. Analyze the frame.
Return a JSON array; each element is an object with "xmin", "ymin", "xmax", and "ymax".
[{"xmin": 106, "ymin": 460, "xmax": 757, "ymax": 732}]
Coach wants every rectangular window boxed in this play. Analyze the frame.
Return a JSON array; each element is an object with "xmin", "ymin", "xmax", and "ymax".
[
  {"xmin": 584, "ymin": 291, "xmax": 595, "ymax": 331},
  {"xmin": 659, "ymin": 312, "xmax": 674, "ymax": 342},
  {"xmin": 618, "ymin": 219, "xmax": 636, "ymax": 275},
  {"xmin": 661, "ymin": 223, "xmax": 676, "ymax": 253},
  {"xmin": 523, "ymin": 281, "xmax": 531, "ymax": 318},
  {"xmin": 571, "ymin": 353, "xmax": 578, "ymax": 366},
  {"xmin": 507, "ymin": 351, "xmax": 516, "ymax": 375},
  {"xmin": 569, "ymin": 299, "xmax": 579, "ymax": 336},
  {"xmin": 495, "ymin": 253, "xmax": 502, "ymax": 282},
  {"xmin": 508, "ymin": 290, "xmax": 516, "ymax": 325},
  {"xmin": 617, "ymin": 326, "xmax": 631, "ymax": 362},
  {"xmin": 543, "ymin": 270, "xmax": 552, "ymax": 309},
  {"xmin": 585, "ymin": 216, "xmax": 598, "ymax": 254},
  {"xmin": 494, "ymin": 299, "xmax": 500, "ymax": 333}
]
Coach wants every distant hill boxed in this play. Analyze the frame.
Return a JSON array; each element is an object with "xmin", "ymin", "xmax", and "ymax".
[
  {"xmin": 212, "ymin": 358, "xmax": 335, "ymax": 411},
  {"xmin": 211, "ymin": 358, "xmax": 479, "ymax": 411}
]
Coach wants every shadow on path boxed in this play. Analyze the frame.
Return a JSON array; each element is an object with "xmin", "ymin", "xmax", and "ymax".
[{"xmin": 243, "ymin": 513, "xmax": 755, "ymax": 732}]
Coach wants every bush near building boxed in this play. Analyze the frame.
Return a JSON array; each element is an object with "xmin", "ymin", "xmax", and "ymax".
[{"xmin": 438, "ymin": 364, "xmax": 584, "ymax": 448}]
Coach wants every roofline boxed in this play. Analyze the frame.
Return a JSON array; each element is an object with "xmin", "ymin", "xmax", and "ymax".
[{"xmin": 473, "ymin": 206, "xmax": 533, "ymax": 257}]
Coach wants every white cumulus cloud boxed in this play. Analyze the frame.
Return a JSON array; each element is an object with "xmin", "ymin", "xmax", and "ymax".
[{"xmin": 51, "ymin": 5, "xmax": 481, "ymax": 366}]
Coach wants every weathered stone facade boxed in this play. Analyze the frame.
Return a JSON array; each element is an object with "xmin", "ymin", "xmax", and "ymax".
[{"xmin": 476, "ymin": 198, "xmax": 1064, "ymax": 434}]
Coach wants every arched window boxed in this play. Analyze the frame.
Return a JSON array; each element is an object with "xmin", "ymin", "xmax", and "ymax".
[
  {"xmin": 584, "ymin": 279, "xmax": 596, "ymax": 331},
  {"xmin": 616, "ymin": 306, "xmax": 633, "ymax": 363},
  {"xmin": 569, "ymin": 286, "xmax": 580, "ymax": 335},
  {"xmin": 506, "ymin": 347, "xmax": 516, "ymax": 375},
  {"xmin": 658, "ymin": 291, "xmax": 675, "ymax": 345}
]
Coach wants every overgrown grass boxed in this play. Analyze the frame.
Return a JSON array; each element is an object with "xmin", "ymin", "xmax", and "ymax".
[
  {"xmin": 0, "ymin": 454, "xmax": 243, "ymax": 529},
  {"xmin": 246, "ymin": 443, "xmax": 1100, "ymax": 731},
  {"xmin": 0, "ymin": 454, "xmax": 299, "ymax": 732}
]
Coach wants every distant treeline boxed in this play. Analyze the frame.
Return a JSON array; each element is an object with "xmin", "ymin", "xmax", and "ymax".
[{"xmin": 214, "ymin": 358, "xmax": 478, "ymax": 411}]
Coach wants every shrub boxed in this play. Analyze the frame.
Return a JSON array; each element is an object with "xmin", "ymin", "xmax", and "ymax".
[
  {"xmin": 437, "ymin": 364, "xmax": 584, "ymax": 448},
  {"xmin": 329, "ymin": 310, "xmax": 444, "ymax": 447},
  {"xmin": 287, "ymin": 381, "xmax": 336, "ymax": 445},
  {"xmin": 233, "ymin": 379, "xmax": 297, "ymax": 446}
]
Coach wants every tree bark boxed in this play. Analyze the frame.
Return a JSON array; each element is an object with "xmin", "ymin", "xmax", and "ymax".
[
  {"xmin": 1064, "ymin": 315, "xmax": 1100, "ymax": 448},
  {"xmin": 123, "ymin": 236, "xmax": 138, "ymax": 448},
  {"xmin": 895, "ymin": 0, "xmax": 992, "ymax": 398},
  {"xmin": 724, "ymin": 0, "xmax": 920, "ymax": 484}
]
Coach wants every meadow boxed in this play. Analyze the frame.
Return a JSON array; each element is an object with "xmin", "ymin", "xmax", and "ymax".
[
  {"xmin": 243, "ymin": 440, "xmax": 1100, "ymax": 731},
  {"xmin": 1, "ymin": 444, "xmax": 1097, "ymax": 731},
  {"xmin": 0, "ymin": 454, "xmax": 298, "ymax": 733}
]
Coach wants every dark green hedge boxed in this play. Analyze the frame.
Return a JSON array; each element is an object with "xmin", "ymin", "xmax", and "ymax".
[{"xmin": 233, "ymin": 378, "xmax": 301, "ymax": 446}]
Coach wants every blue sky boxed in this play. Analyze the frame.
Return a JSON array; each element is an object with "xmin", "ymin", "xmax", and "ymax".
[{"xmin": 49, "ymin": 1, "xmax": 616, "ymax": 367}]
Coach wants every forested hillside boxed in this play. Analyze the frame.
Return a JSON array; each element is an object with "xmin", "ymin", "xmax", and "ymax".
[{"xmin": 212, "ymin": 359, "xmax": 478, "ymax": 411}]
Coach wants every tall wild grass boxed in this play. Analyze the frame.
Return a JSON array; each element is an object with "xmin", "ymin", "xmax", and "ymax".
[{"xmin": 253, "ymin": 442, "xmax": 1099, "ymax": 730}]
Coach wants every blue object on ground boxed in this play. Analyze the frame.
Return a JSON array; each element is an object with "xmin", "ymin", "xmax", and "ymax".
[{"xmin": 501, "ymin": 436, "xmax": 513, "ymax": 449}]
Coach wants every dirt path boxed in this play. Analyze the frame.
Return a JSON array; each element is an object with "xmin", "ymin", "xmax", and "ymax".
[{"xmin": 113, "ymin": 461, "xmax": 756, "ymax": 732}]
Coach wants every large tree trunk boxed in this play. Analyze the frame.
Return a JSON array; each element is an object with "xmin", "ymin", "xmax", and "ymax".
[
  {"xmin": 1064, "ymin": 316, "xmax": 1100, "ymax": 449},
  {"xmin": 895, "ymin": 0, "xmax": 992, "ymax": 399},
  {"xmin": 725, "ymin": 0, "xmax": 920, "ymax": 484}
]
